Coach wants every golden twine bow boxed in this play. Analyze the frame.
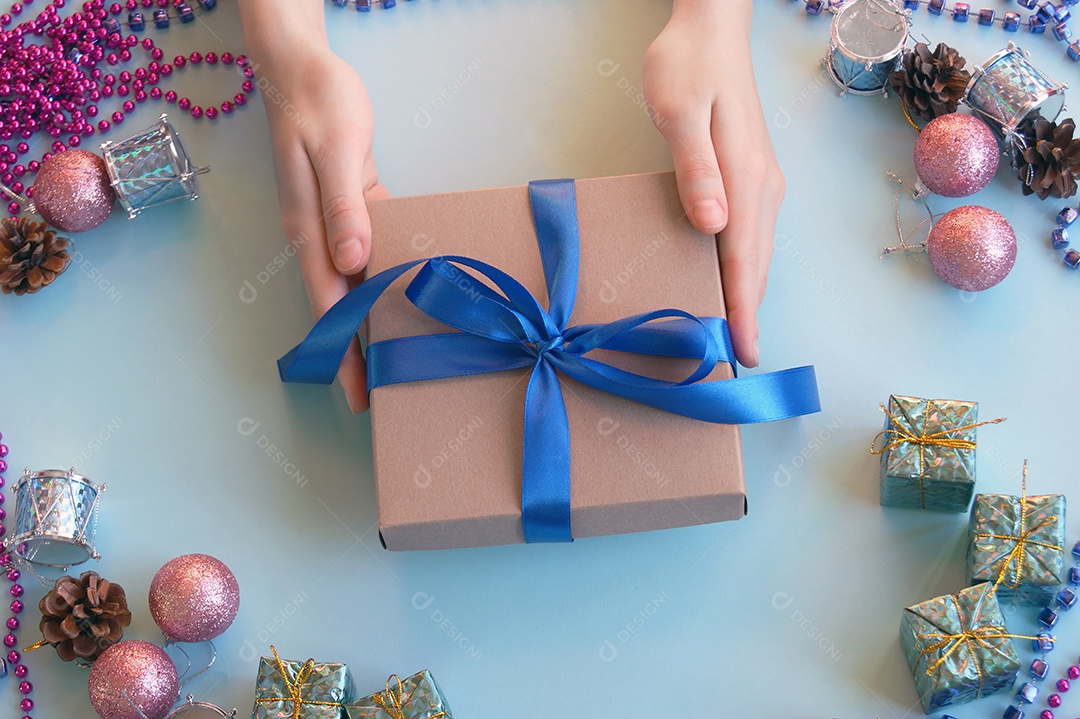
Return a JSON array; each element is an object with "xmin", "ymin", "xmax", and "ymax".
[
  {"xmin": 918, "ymin": 593, "xmax": 1048, "ymax": 699},
  {"xmin": 253, "ymin": 646, "xmax": 345, "ymax": 719},
  {"xmin": 870, "ymin": 400, "xmax": 1004, "ymax": 508},
  {"xmin": 372, "ymin": 674, "xmax": 447, "ymax": 719},
  {"xmin": 970, "ymin": 461, "xmax": 1064, "ymax": 590}
]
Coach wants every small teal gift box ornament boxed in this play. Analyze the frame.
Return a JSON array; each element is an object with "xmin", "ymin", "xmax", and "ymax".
[{"xmin": 346, "ymin": 671, "xmax": 450, "ymax": 719}]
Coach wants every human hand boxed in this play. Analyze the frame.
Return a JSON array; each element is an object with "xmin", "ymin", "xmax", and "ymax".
[
  {"xmin": 247, "ymin": 34, "xmax": 388, "ymax": 412},
  {"xmin": 642, "ymin": 0, "xmax": 784, "ymax": 368}
]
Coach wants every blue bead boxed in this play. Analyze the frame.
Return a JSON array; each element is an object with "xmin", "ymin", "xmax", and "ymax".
[
  {"xmin": 104, "ymin": 18, "xmax": 119, "ymax": 34},
  {"xmin": 953, "ymin": 2, "xmax": 970, "ymax": 19},
  {"xmin": 356, "ymin": 0, "xmax": 372, "ymax": 10},
  {"xmin": 806, "ymin": 0, "xmax": 826, "ymax": 14},
  {"xmin": 1057, "ymin": 5, "xmax": 1072, "ymax": 19},
  {"xmin": 1066, "ymin": 0, "xmax": 1080, "ymax": 6},
  {"xmin": 1031, "ymin": 16, "xmax": 1048, "ymax": 31},
  {"xmin": 331, "ymin": 0, "xmax": 347, "ymax": 4},
  {"xmin": 929, "ymin": 0, "xmax": 945, "ymax": 14},
  {"xmin": 1072, "ymin": 540, "xmax": 1080, "ymax": 559},
  {"xmin": 1065, "ymin": 249, "xmax": 1080, "ymax": 268},
  {"xmin": 1018, "ymin": 0, "xmax": 1038, "ymax": 8},
  {"xmin": 1003, "ymin": 705, "xmax": 1025, "ymax": 719},
  {"xmin": 1057, "ymin": 587, "xmax": 1078, "ymax": 609},
  {"xmin": 382, "ymin": 0, "xmax": 397, "ymax": 6},
  {"xmin": 1071, "ymin": 565, "xmax": 1080, "ymax": 584},
  {"xmin": 1058, "ymin": 207, "xmax": 1079, "ymax": 225},
  {"xmin": 1034, "ymin": 632, "xmax": 1056, "ymax": 651},
  {"xmin": 127, "ymin": 11, "xmax": 144, "ymax": 30},
  {"xmin": 1069, "ymin": 38, "xmax": 1080, "ymax": 57},
  {"xmin": 1017, "ymin": 682, "xmax": 1039, "ymax": 703},
  {"xmin": 904, "ymin": 0, "xmax": 919, "ymax": 7},
  {"xmin": 1039, "ymin": 607, "xmax": 1060, "ymax": 628},
  {"xmin": 1053, "ymin": 21, "xmax": 1072, "ymax": 40},
  {"xmin": 152, "ymin": 9, "xmax": 169, "ymax": 27},
  {"xmin": 1004, "ymin": 10, "xmax": 1022, "ymax": 28},
  {"xmin": 198, "ymin": 0, "xmax": 217, "ymax": 8},
  {"xmin": 979, "ymin": 7, "xmax": 996, "ymax": 24},
  {"xmin": 1053, "ymin": 228, "xmax": 1070, "ymax": 249},
  {"xmin": 177, "ymin": 2, "xmax": 195, "ymax": 22},
  {"xmin": 1031, "ymin": 658, "xmax": 1050, "ymax": 680},
  {"xmin": 1038, "ymin": 1, "xmax": 1059, "ymax": 21}
]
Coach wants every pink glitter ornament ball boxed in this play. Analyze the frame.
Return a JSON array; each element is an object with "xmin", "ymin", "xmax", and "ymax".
[
  {"xmin": 32, "ymin": 149, "xmax": 116, "ymax": 232},
  {"xmin": 149, "ymin": 554, "xmax": 240, "ymax": 643},
  {"xmin": 88, "ymin": 640, "xmax": 178, "ymax": 719},
  {"xmin": 927, "ymin": 205, "xmax": 1017, "ymax": 291},
  {"xmin": 914, "ymin": 113, "xmax": 1000, "ymax": 198}
]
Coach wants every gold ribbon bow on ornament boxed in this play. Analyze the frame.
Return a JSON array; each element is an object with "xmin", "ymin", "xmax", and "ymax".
[
  {"xmin": 870, "ymin": 400, "xmax": 1004, "ymax": 508},
  {"xmin": 970, "ymin": 461, "xmax": 1064, "ymax": 590},
  {"xmin": 253, "ymin": 646, "xmax": 345, "ymax": 719},
  {"xmin": 372, "ymin": 675, "xmax": 447, "ymax": 719}
]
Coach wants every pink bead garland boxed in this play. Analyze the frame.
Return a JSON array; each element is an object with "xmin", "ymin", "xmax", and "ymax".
[{"xmin": 0, "ymin": 433, "xmax": 32, "ymax": 719}]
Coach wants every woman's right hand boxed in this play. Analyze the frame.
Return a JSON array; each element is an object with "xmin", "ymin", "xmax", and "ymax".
[{"xmin": 240, "ymin": 4, "xmax": 387, "ymax": 412}]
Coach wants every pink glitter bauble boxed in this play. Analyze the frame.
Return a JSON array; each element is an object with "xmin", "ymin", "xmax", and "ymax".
[
  {"xmin": 927, "ymin": 205, "xmax": 1017, "ymax": 291},
  {"xmin": 88, "ymin": 640, "xmax": 178, "ymax": 719},
  {"xmin": 32, "ymin": 149, "xmax": 116, "ymax": 232},
  {"xmin": 914, "ymin": 113, "xmax": 1000, "ymax": 198},
  {"xmin": 149, "ymin": 554, "xmax": 240, "ymax": 643}
]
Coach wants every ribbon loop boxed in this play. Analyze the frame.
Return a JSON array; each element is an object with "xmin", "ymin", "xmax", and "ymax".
[
  {"xmin": 279, "ymin": 178, "xmax": 821, "ymax": 542},
  {"xmin": 253, "ymin": 646, "xmax": 345, "ymax": 719}
]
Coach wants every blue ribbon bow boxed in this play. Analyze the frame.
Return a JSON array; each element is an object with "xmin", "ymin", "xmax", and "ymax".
[{"xmin": 279, "ymin": 179, "xmax": 820, "ymax": 543}]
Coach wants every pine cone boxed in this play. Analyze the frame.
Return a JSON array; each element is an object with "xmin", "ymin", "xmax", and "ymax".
[
  {"xmin": 1016, "ymin": 116, "xmax": 1080, "ymax": 200},
  {"xmin": 0, "ymin": 216, "xmax": 71, "ymax": 295},
  {"xmin": 38, "ymin": 571, "xmax": 132, "ymax": 662},
  {"xmin": 889, "ymin": 42, "xmax": 971, "ymax": 122}
]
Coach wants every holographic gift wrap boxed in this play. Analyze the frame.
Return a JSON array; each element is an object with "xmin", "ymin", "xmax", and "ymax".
[
  {"xmin": 101, "ymin": 113, "xmax": 209, "ymax": 218},
  {"xmin": 900, "ymin": 584, "xmax": 1021, "ymax": 713},
  {"xmin": 968, "ymin": 491, "xmax": 1066, "ymax": 606},
  {"xmin": 252, "ymin": 646, "xmax": 352, "ymax": 719},
  {"xmin": 346, "ymin": 671, "xmax": 451, "ymax": 719},
  {"xmin": 875, "ymin": 395, "xmax": 996, "ymax": 512}
]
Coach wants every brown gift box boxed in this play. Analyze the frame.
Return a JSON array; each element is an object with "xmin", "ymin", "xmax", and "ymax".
[{"xmin": 366, "ymin": 171, "xmax": 745, "ymax": 550}]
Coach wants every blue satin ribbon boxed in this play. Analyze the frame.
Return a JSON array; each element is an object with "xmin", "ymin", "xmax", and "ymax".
[{"xmin": 279, "ymin": 178, "xmax": 821, "ymax": 543}]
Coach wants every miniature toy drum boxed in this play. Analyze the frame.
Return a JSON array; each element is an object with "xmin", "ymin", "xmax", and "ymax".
[
  {"xmin": 964, "ymin": 42, "xmax": 1067, "ymax": 152},
  {"xmin": 825, "ymin": 0, "xmax": 909, "ymax": 96},
  {"xmin": 12, "ymin": 469, "xmax": 103, "ymax": 567},
  {"xmin": 101, "ymin": 113, "xmax": 210, "ymax": 219}
]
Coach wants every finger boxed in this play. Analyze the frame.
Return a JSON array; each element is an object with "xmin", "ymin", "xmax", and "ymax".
[
  {"xmin": 275, "ymin": 141, "xmax": 370, "ymax": 412},
  {"xmin": 310, "ymin": 140, "xmax": 374, "ymax": 276},
  {"xmin": 660, "ymin": 112, "xmax": 729, "ymax": 234}
]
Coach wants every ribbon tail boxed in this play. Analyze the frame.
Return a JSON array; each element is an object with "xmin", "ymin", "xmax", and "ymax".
[
  {"xmin": 521, "ymin": 360, "xmax": 572, "ymax": 543},
  {"xmin": 278, "ymin": 259, "xmax": 428, "ymax": 384}
]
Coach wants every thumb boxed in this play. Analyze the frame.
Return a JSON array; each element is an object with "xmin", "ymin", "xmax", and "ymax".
[
  {"xmin": 312, "ymin": 144, "xmax": 373, "ymax": 275},
  {"xmin": 663, "ymin": 118, "xmax": 729, "ymax": 234}
]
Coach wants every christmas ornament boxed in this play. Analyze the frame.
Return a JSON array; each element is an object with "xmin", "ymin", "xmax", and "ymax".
[
  {"xmin": 31, "ymin": 150, "xmax": 116, "ymax": 232},
  {"xmin": 88, "ymin": 640, "xmax": 179, "ymax": 719},
  {"xmin": 0, "ymin": 217, "xmax": 71, "ymax": 295},
  {"xmin": 1047, "ymin": 203, "xmax": 1080, "ymax": 268},
  {"xmin": 11, "ymin": 468, "xmax": 103, "ymax": 568},
  {"xmin": 823, "ymin": 0, "xmax": 909, "ymax": 97},
  {"xmin": 149, "ymin": 554, "xmax": 239, "ymax": 644},
  {"xmin": 37, "ymin": 571, "xmax": 131, "ymax": 662},
  {"xmin": 927, "ymin": 205, "xmax": 1017, "ymax": 291},
  {"xmin": 1017, "ymin": 116, "xmax": 1080, "ymax": 199},
  {"xmin": 890, "ymin": 41, "xmax": 971, "ymax": 122},
  {"xmin": 913, "ymin": 113, "xmax": 1000, "ymax": 197}
]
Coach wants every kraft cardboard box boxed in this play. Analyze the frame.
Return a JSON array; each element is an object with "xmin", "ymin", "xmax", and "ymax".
[{"xmin": 365, "ymin": 171, "xmax": 745, "ymax": 550}]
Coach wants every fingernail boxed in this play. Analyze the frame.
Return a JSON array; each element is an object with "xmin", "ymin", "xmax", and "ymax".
[
  {"xmin": 692, "ymin": 199, "xmax": 725, "ymax": 232},
  {"xmin": 751, "ymin": 339, "xmax": 759, "ymax": 366},
  {"xmin": 335, "ymin": 238, "xmax": 366, "ymax": 273},
  {"xmin": 346, "ymin": 394, "xmax": 361, "ymax": 414}
]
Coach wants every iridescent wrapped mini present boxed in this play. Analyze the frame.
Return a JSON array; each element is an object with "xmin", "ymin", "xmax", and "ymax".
[
  {"xmin": 346, "ymin": 671, "xmax": 451, "ymax": 719},
  {"xmin": 252, "ymin": 646, "xmax": 352, "ymax": 719},
  {"xmin": 900, "ymin": 584, "xmax": 1022, "ymax": 713},
  {"xmin": 968, "ymin": 490, "xmax": 1066, "ymax": 606},
  {"xmin": 874, "ymin": 395, "xmax": 1001, "ymax": 512}
]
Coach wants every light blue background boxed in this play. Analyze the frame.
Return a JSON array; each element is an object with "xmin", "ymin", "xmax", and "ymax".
[{"xmin": 1, "ymin": 1, "xmax": 1078, "ymax": 717}]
